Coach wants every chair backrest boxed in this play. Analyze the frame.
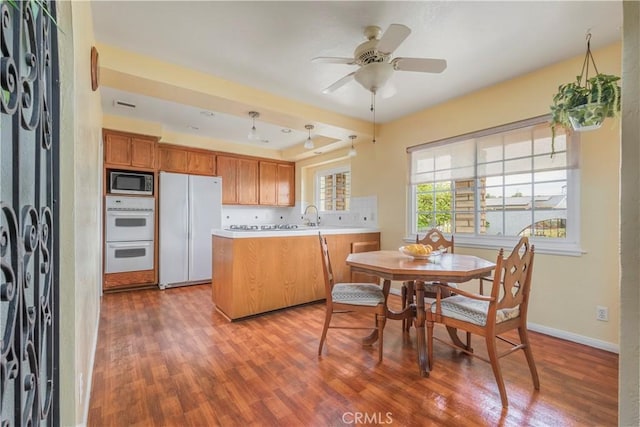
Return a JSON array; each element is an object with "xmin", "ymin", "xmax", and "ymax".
[
  {"xmin": 350, "ymin": 240, "xmax": 380, "ymax": 284},
  {"xmin": 417, "ymin": 229, "xmax": 454, "ymax": 253},
  {"xmin": 490, "ymin": 236, "xmax": 535, "ymax": 313},
  {"xmin": 318, "ymin": 234, "xmax": 335, "ymax": 297}
]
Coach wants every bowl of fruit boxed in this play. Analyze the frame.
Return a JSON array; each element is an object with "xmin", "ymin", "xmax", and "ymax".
[{"xmin": 399, "ymin": 243, "xmax": 435, "ymax": 260}]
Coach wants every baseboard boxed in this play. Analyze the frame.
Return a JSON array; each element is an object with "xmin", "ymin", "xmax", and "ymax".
[
  {"xmin": 80, "ymin": 305, "xmax": 101, "ymax": 427},
  {"xmin": 527, "ymin": 322, "xmax": 619, "ymax": 354},
  {"xmin": 388, "ymin": 288, "xmax": 619, "ymax": 353}
]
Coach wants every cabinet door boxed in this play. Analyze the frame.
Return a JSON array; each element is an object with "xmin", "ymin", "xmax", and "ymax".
[
  {"xmin": 187, "ymin": 151, "xmax": 216, "ymax": 176},
  {"xmin": 104, "ymin": 133, "xmax": 131, "ymax": 166},
  {"xmin": 130, "ymin": 137, "xmax": 156, "ymax": 169},
  {"xmin": 217, "ymin": 156, "xmax": 238, "ymax": 204},
  {"xmin": 238, "ymin": 159, "xmax": 258, "ymax": 205},
  {"xmin": 277, "ymin": 163, "xmax": 294, "ymax": 206},
  {"xmin": 159, "ymin": 146, "xmax": 188, "ymax": 173},
  {"xmin": 259, "ymin": 161, "xmax": 277, "ymax": 205}
]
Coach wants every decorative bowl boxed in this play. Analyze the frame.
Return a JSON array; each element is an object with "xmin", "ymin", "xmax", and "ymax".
[{"xmin": 399, "ymin": 246, "xmax": 439, "ymax": 260}]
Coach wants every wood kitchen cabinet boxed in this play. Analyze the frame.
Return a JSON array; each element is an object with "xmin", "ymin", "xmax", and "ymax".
[
  {"xmin": 259, "ymin": 161, "xmax": 294, "ymax": 206},
  {"xmin": 277, "ymin": 163, "xmax": 294, "ymax": 206},
  {"xmin": 217, "ymin": 155, "xmax": 239, "ymax": 204},
  {"xmin": 187, "ymin": 150, "xmax": 216, "ymax": 175},
  {"xmin": 218, "ymin": 155, "xmax": 258, "ymax": 205},
  {"xmin": 259, "ymin": 161, "xmax": 278, "ymax": 205},
  {"xmin": 238, "ymin": 158, "xmax": 259, "ymax": 204},
  {"xmin": 158, "ymin": 144, "xmax": 216, "ymax": 176},
  {"xmin": 212, "ymin": 232, "xmax": 380, "ymax": 320},
  {"xmin": 104, "ymin": 130, "xmax": 156, "ymax": 170},
  {"xmin": 158, "ymin": 145, "xmax": 188, "ymax": 173}
]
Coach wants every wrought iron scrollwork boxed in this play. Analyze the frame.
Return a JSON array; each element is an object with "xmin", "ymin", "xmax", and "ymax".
[{"xmin": 1, "ymin": 0, "xmax": 59, "ymax": 425}]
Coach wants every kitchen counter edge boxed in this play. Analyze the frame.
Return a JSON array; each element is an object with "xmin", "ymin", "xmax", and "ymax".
[{"xmin": 212, "ymin": 227, "xmax": 380, "ymax": 239}]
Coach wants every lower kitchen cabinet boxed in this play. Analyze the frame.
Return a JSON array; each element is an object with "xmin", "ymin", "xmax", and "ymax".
[{"xmin": 211, "ymin": 232, "xmax": 380, "ymax": 320}]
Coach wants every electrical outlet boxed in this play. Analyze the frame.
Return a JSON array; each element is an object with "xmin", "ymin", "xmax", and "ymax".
[{"xmin": 596, "ymin": 305, "xmax": 609, "ymax": 322}]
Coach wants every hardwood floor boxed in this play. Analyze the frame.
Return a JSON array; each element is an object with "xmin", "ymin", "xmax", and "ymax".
[{"xmin": 88, "ymin": 284, "xmax": 618, "ymax": 426}]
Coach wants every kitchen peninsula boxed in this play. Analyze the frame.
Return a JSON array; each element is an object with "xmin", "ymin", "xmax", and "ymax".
[{"xmin": 211, "ymin": 227, "xmax": 380, "ymax": 320}]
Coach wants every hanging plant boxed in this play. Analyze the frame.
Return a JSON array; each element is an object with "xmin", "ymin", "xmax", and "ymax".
[{"xmin": 550, "ymin": 33, "xmax": 621, "ymax": 152}]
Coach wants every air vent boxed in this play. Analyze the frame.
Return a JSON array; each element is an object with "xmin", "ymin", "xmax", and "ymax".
[{"xmin": 113, "ymin": 100, "xmax": 136, "ymax": 109}]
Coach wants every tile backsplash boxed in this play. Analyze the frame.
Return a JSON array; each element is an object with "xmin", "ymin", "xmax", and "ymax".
[{"xmin": 221, "ymin": 195, "xmax": 378, "ymax": 228}]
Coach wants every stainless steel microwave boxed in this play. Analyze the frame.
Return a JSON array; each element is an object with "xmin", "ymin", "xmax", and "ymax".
[{"xmin": 109, "ymin": 171, "xmax": 154, "ymax": 195}]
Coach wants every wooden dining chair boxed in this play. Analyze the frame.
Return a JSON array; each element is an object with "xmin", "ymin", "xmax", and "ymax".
[
  {"xmin": 318, "ymin": 234, "xmax": 388, "ymax": 362},
  {"xmin": 401, "ymin": 229, "xmax": 455, "ymax": 331},
  {"xmin": 426, "ymin": 236, "xmax": 539, "ymax": 408},
  {"xmin": 350, "ymin": 240, "xmax": 380, "ymax": 284}
]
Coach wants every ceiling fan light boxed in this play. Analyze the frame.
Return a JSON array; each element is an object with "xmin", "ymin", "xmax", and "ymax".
[{"xmin": 354, "ymin": 62, "xmax": 394, "ymax": 93}]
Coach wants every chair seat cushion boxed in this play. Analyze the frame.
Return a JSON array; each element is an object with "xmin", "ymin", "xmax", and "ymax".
[
  {"xmin": 332, "ymin": 283, "xmax": 385, "ymax": 306},
  {"xmin": 429, "ymin": 295, "xmax": 520, "ymax": 326}
]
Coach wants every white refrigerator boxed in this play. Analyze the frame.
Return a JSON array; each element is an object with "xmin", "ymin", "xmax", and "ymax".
[{"xmin": 159, "ymin": 172, "xmax": 222, "ymax": 289}]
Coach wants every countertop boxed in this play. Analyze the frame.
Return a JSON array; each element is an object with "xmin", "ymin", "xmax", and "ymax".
[{"xmin": 212, "ymin": 226, "xmax": 380, "ymax": 239}]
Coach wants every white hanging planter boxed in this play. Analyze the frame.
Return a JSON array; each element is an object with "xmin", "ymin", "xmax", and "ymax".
[{"xmin": 567, "ymin": 102, "xmax": 607, "ymax": 132}]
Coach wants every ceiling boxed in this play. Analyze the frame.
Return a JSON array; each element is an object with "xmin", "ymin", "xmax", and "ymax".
[{"xmin": 92, "ymin": 1, "xmax": 622, "ymax": 156}]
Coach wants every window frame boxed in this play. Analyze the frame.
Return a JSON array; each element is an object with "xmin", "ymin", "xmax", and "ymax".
[
  {"xmin": 406, "ymin": 116, "xmax": 583, "ymax": 256},
  {"xmin": 315, "ymin": 165, "xmax": 351, "ymax": 213}
]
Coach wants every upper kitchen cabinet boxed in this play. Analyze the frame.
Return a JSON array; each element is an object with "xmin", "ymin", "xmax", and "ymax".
[
  {"xmin": 259, "ymin": 161, "xmax": 295, "ymax": 206},
  {"xmin": 188, "ymin": 150, "xmax": 216, "ymax": 176},
  {"xmin": 158, "ymin": 144, "xmax": 216, "ymax": 176},
  {"xmin": 217, "ymin": 155, "xmax": 258, "ymax": 205},
  {"xmin": 277, "ymin": 163, "xmax": 294, "ymax": 206},
  {"xmin": 104, "ymin": 129, "xmax": 157, "ymax": 170},
  {"xmin": 259, "ymin": 161, "xmax": 278, "ymax": 205},
  {"xmin": 238, "ymin": 158, "xmax": 259, "ymax": 204}
]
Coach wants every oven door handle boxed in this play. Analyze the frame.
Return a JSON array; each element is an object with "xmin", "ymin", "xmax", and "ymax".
[
  {"xmin": 107, "ymin": 211, "xmax": 153, "ymax": 216},
  {"xmin": 106, "ymin": 241, "xmax": 152, "ymax": 249}
]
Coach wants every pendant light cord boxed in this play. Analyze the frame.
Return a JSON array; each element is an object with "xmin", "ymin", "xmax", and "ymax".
[{"xmin": 370, "ymin": 91, "xmax": 376, "ymax": 143}]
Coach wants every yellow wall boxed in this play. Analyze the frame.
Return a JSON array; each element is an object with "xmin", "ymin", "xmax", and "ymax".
[
  {"xmin": 58, "ymin": 2, "xmax": 104, "ymax": 425},
  {"xmin": 356, "ymin": 43, "xmax": 621, "ymax": 348}
]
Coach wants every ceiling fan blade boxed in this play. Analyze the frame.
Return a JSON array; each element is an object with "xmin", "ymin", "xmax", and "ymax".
[
  {"xmin": 322, "ymin": 72, "xmax": 356, "ymax": 94},
  {"xmin": 312, "ymin": 56, "xmax": 356, "ymax": 65},
  {"xmin": 376, "ymin": 24, "xmax": 411, "ymax": 55},
  {"xmin": 393, "ymin": 57, "xmax": 447, "ymax": 73}
]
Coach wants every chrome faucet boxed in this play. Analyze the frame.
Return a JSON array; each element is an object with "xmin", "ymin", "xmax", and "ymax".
[{"xmin": 303, "ymin": 204, "xmax": 320, "ymax": 227}]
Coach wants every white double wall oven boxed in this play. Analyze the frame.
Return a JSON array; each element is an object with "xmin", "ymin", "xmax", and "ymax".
[{"xmin": 104, "ymin": 196, "xmax": 155, "ymax": 274}]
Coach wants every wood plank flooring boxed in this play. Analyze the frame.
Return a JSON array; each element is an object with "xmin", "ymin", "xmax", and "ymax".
[{"xmin": 88, "ymin": 284, "xmax": 618, "ymax": 426}]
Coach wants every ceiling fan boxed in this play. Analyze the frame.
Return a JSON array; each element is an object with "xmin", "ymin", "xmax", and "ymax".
[{"xmin": 313, "ymin": 24, "xmax": 447, "ymax": 96}]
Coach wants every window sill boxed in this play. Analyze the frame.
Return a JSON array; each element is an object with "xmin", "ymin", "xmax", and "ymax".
[{"xmin": 403, "ymin": 235, "xmax": 585, "ymax": 257}]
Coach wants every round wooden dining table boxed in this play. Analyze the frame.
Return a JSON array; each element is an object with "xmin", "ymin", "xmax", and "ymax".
[{"xmin": 346, "ymin": 250, "xmax": 496, "ymax": 377}]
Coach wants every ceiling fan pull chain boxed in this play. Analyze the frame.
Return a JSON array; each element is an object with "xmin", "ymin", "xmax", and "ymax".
[{"xmin": 371, "ymin": 91, "xmax": 376, "ymax": 143}]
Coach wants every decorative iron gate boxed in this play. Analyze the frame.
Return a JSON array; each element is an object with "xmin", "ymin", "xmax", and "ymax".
[{"xmin": 1, "ymin": 0, "xmax": 60, "ymax": 425}]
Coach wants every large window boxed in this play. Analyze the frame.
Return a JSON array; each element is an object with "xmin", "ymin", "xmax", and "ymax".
[
  {"xmin": 316, "ymin": 167, "xmax": 351, "ymax": 212},
  {"xmin": 408, "ymin": 116, "xmax": 580, "ymax": 254}
]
